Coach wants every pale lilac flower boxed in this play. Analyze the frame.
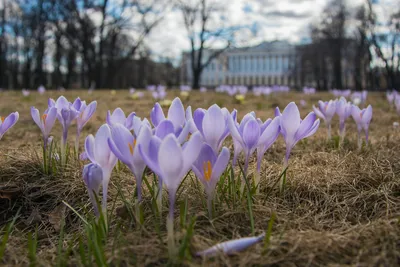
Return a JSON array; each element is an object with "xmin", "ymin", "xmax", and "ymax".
[
  {"xmin": 228, "ymin": 112, "xmax": 280, "ymax": 176},
  {"xmin": 38, "ymin": 85, "xmax": 46, "ymax": 94},
  {"xmin": 139, "ymin": 132, "xmax": 202, "ymax": 256},
  {"xmin": 84, "ymin": 124, "xmax": 118, "ymax": 210},
  {"xmin": 107, "ymin": 124, "xmax": 152, "ymax": 201},
  {"xmin": 151, "ymin": 97, "xmax": 186, "ymax": 132},
  {"xmin": 192, "ymin": 105, "xmax": 231, "ymax": 153},
  {"xmin": 74, "ymin": 99, "xmax": 97, "ymax": 153},
  {"xmin": 299, "ymin": 99, "xmax": 307, "ymax": 107},
  {"xmin": 335, "ymin": 97, "xmax": 352, "ymax": 139},
  {"xmin": 192, "ymin": 144, "xmax": 230, "ymax": 216},
  {"xmin": 31, "ymin": 107, "xmax": 57, "ymax": 148},
  {"xmin": 196, "ymin": 233, "xmax": 265, "ymax": 257},
  {"xmin": 129, "ymin": 88, "xmax": 135, "ymax": 95},
  {"xmin": 200, "ymin": 87, "xmax": 207, "ymax": 93},
  {"xmin": 22, "ymin": 89, "xmax": 30, "ymax": 97},
  {"xmin": 0, "ymin": 112, "xmax": 19, "ymax": 140},
  {"xmin": 312, "ymin": 100, "xmax": 336, "ymax": 139},
  {"xmin": 83, "ymin": 163, "xmax": 103, "ymax": 218},
  {"xmin": 276, "ymin": 102, "xmax": 320, "ymax": 165},
  {"xmin": 351, "ymin": 105, "xmax": 373, "ymax": 149}
]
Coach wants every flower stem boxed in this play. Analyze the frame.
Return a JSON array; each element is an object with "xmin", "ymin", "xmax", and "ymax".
[
  {"xmin": 75, "ymin": 131, "xmax": 80, "ymax": 159},
  {"xmin": 167, "ymin": 194, "xmax": 176, "ymax": 258},
  {"xmin": 357, "ymin": 132, "xmax": 362, "ymax": 150}
]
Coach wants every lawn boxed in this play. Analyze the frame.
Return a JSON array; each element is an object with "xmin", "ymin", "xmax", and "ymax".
[{"xmin": 0, "ymin": 89, "xmax": 399, "ymax": 266}]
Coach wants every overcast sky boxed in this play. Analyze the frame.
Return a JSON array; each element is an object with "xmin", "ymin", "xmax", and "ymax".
[{"xmin": 144, "ymin": 0, "xmax": 397, "ymax": 62}]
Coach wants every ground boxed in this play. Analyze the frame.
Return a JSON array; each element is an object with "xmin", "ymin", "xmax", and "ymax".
[{"xmin": 0, "ymin": 90, "xmax": 399, "ymax": 266}]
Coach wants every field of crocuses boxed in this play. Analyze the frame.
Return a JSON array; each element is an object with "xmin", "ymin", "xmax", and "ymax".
[{"xmin": 0, "ymin": 88, "xmax": 399, "ymax": 266}]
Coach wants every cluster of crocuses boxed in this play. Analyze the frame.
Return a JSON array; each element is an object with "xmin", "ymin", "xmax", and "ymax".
[
  {"xmin": 313, "ymin": 97, "xmax": 372, "ymax": 148},
  {"xmin": 146, "ymin": 85, "xmax": 167, "ymax": 100},
  {"xmin": 302, "ymin": 87, "xmax": 316, "ymax": 94},
  {"xmin": 215, "ymin": 85, "xmax": 248, "ymax": 96},
  {"xmin": 80, "ymin": 97, "xmax": 320, "ymax": 256},
  {"xmin": 31, "ymin": 96, "xmax": 97, "ymax": 166},
  {"xmin": 330, "ymin": 89, "xmax": 352, "ymax": 98},
  {"xmin": 351, "ymin": 90, "xmax": 368, "ymax": 106}
]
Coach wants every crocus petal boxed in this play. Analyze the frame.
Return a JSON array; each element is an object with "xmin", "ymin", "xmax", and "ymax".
[
  {"xmin": 55, "ymin": 96, "xmax": 69, "ymax": 109},
  {"xmin": 125, "ymin": 112, "xmax": 136, "ymax": 130},
  {"xmin": 193, "ymin": 109, "xmax": 205, "ymax": 135},
  {"xmin": 168, "ymin": 97, "xmax": 185, "ymax": 129},
  {"xmin": 150, "ymin": 103, "xmax": 165, "ymax": 127},
  {"xmin": 158, "ymin": 134, "xmax": 184, "ymax": 190},
  {"xmin": 295, "ymin": 112, "xmax": 316, "ymax": 141},
  {"xmin": 304, "ymin": 119, "xmax": 320, "ymax": 138},
  {"xmin": 242, "ymin": 119, "xmax": 260, "ymax": 151},
  {"xmin": 109, "ymin": 123, "xmax": 134, "ymax": 165},
  {"xmin": 0, "ymin": 112, "xmax": 19, "ymax": 138},
  {"xmin": 202, "ymin": 105, "xmax": 226, "ymax": 152},
  {"xmin": 312, "ymin": 106, "xmax": 325, "ymax": 120},
  {"xmin": 79, "ymin": 101, "xmax": 97, "ymax": 129},
  {"xmin": 44, "ymin": 107, "xmax": 58, "ymax": 135},
  {"xmin": 31, "ymin": 107, "xmax": 44, "ymax": 132},
  {"xmin": 177, "ymin": 120, "xmax": 191, "ymax": 144},
  {"xmin": 196, "ymin": 234, "xmax": 265, "ymax": 257},
  {"xmin": 361, "ymin": 105, "xmax": 373, "ymax": 130},
  {"xmin": 227, "ymin": 114, "xmax": 244, "ymax": 148},
  {"xmin": 210, "ymin": 147, "xmax": 230, "ymax": 187},
  {"xmin": 182, "ymin": 132, "xmax": 203, "ymax": 175},
  {"xmin": 94, "ymin": 124, "xmax": 113, "ymax": 167},
  {"xmin": 258, "ymin": 116, "xmax": 280, "ymax": 147},
  {"xmin": 193, "ymin": 144, "xmax": 217, "ymax": 179},
  {"xmin": 281, "ymin": 102, "xmax": 301, "ymax": 142},
  {"xmin": 85, "ymin": 135, "xmax": 96, "ymax": 163},
  {"xmin": 155, "ymin": 120, "xmax": 175, "ymax": 139}
]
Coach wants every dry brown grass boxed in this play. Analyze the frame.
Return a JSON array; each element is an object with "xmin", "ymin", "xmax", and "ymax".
[{"xmin": 0, "ymin": 90, "xmax": 399, "ymax": 266}]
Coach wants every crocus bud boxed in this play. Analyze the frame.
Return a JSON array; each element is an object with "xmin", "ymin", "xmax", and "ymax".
[
  {"xmin": 83, "ymin": 163, "xmax": 103, "ymax": 194},
  {"xmin": 83, "ymin": 163, "xmax": 103, "ymax": 217}
]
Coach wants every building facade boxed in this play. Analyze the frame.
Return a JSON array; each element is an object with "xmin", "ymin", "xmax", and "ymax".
[{"xmin": 181, "ymin": 40, "xmax": 298, "ymax": 87}]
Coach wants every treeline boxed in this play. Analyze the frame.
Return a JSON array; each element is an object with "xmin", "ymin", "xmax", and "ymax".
[
  {"xmin": 0, "ymin": 0, "xmax": 179, "ymax": 89},
  {"xmin": 300, "ymin": 0, "xmax": 400, "ymax": 90}
]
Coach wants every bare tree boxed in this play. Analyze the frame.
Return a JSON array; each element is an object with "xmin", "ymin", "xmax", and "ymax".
[
  {"xmin": 366, "ymin": 0, "xmax": 400, "ymax": 88},
  {"xmin": 177, "ymin": 0, "xmax": 240, "ymax": 89}
]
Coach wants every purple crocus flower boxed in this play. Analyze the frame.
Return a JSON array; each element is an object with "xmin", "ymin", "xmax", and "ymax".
[
  {"xmin": 138, "ymin": 132, "xmax": 202, "ymax": 255},
  {"xmin": 83, "ymin": 163, "xmax": 103, "ymax": 218},
  {"xmin": 312, "ymin": 100, "xmax": 336, "ymax": 139},
  {"xmin": 200, "ymin": 87, "xmax": 207, "ymax": 93},
  {"xmin": 107, "ymin": 124, "xmax": 152, "ymax": 201},
  {"xmin": 38, "ymin": 85, "xmax": 46, "ymax": 94},
  {"xmin": 106, "ymin": 108, "xmax": 135, "ymax": 130},
  {"xmin": 335, "ymin": 97, "xmax": 352, "ymax": 139},
  {"xmin": 192, "ymin": 105, "xmax": 232, "ymax": 153},
  {"xmin": 31, "ymin": 106, "xmax": 57, "ymax": 148},
  {"xmin": 276, "ymin": 102, "xmax": 320, "ymax": 166},
  {"xmin": 196, "ymin": 233, "xmax": 265, "ymax": 257},
  {"xmin": 49, "ymin": 96, "xmax": 80, "ymax": 164},
  {"xmin": 0, "ymin": 112, "xmax": 19, "ymax": 140},
  {"xmin": 395, "ymin": 97, "xmax": 400, "ymax": 115},
  {"xmin": 129, "ymin": 88, "xmax": 135, "ymax": 95},
  {"xmin": 192, "ymin": 144, "xmax": 230, "ymax": 217},
  {"xmin": 351, "ymin": 104, "xmax": 373, "ymax": 149},
  {"xmin": 150, "ymin": 97, "xmax": 186, "ymax": 132},
  {"xmin": 74, "ymin": 98, "xmax": 97, "ymax": 153},
  {"xmin": 22, "ymin": 89, "xmax": 30, "ymax": 97},
  {"xmin": 228, "ymin": 112, "xmax": 280, "ymax": 176},
  {"xmin": 85, "ymin": 124, "xmax": 118, "ymax": 211}
]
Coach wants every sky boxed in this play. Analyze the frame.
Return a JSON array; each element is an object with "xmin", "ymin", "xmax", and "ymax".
[{"xmin": 144, "ymin": 0, "xmax": 397, "ymax": 62}]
